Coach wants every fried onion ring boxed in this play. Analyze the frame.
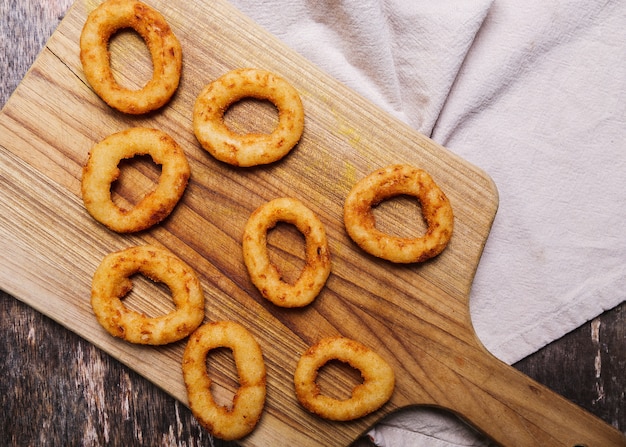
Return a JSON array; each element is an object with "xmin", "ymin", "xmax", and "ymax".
[
  {"xmin": 79, "ymin": 0, "xmax": 182, "ymax": 114},
  {"xmin": 90, "ymin": 245, "xmax": 205, "ymax": 345},
  {"xmin": 182, "ymin": 321, "xmax": 266, "ymax": 441},
  {"xmin": 193, "ymin": 68, "xmax": 304, "ymax": 167},
  {"xmin": 344, "ymin": 164, "xmax": 454, "ymax": 263},
  {"xmin": 81, "ymin": 127, "xmax": 190, "ymax": 233},
  {"xmin": 242, "ymin": 197, "xmax": 331, "ymax": 307},
  {"xmin": 294, "ymin": 336, "xmax": 395, "ymax": 421}
]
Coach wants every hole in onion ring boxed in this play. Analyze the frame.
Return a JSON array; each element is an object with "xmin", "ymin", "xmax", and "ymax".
[
  {"xmin": 111, "ymin": 154, "xmax": 162, "ymax": 208},
  {"xmin": 108, "ymin": 29, "xmax": 153, "ymax": 90},
  {"xmin": 223, "ymin": 98, "xmax": 279, "ymax": 135},
  {"xmin": 317, "ymin": 359, "xmax": 364, "ymax": 401},
  {"xmin": 372, "ymin": 194, "xmax": 428, "ymax": 239},
  {"xmin": 206, "ymin": 347, "xmax": 238, "ymax": 410},
  {"xmin": 119, "ymin": 273, "xmax": 176, "ymax": 318},
  {"xmin": 266, "ymin": 222, "xmax": 307, "ymax": 285}
]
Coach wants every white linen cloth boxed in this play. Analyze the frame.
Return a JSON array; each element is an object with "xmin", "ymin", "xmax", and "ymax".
[{"xmin": 227, "ymin": 1, "xmax": 626, "ymax": 445}]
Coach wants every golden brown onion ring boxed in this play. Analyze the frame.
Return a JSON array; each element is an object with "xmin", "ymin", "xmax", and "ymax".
[
  {"xmin": 242, "ymin": 197, "xmax": 331, "ymax": 307},
  {"xmin": 193, "ymin": 68, "xmax": 304, "ymax": 167},
  {"xmin": 344, "ymin": 164, "xmax": 453, "ymax": 263},
  {"xmin": 81, "ymin": 127, "xmax": 190, "ymax": 233},
  {"xmin": 294, "ymin": 336, "xmax": 395, "ymax": 421},
  {"xmin": 80, "ymin": 0, "xmax": 182, "ymax": 114},
  {"xmin": 182, "ymin": 321, "xmax": 266, "ymax": 441},
  {"xmin": 90, "ymin": 245, "xmax": 205, "ymax": 345}
]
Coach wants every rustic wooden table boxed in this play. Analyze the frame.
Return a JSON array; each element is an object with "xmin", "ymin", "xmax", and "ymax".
[{"xmin": 1, "ymin": 1, "xmax": 623, "ymax": 446}]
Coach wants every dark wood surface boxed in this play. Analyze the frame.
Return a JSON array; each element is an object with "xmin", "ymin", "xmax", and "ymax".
[{"xmin": 1, "ymin": 1, "xmax": 623, "ymax": 446}]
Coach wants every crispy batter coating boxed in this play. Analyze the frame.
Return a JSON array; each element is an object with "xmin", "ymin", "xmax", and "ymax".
[
  {"xmin": 193, "ymin": 68, "xmax": 304, "ymax": 166},
  {"xmin": 81, "ymin": 127, "xmax": 190, "ymax": 233},
  {"xmin": 344, "ymin": 164, "xmax": 454, "ymax": 263},
  {"xmin": 79, "ymin": 0, "xmax": 182, "ymax": 114},
  {"xmin": 90, "ymin": 245, "xmax": 205, "ymax": 345},
  {"xmin": 294, "ymin": 336, "xmax": 395, "ymax": 421},
  {"xmin": 242, "ymin": 197, "xmax": 331, "ymax": 307},
  {"xmin": 182, "ymin": 321, "xmax": 266, "ymax": 441}
]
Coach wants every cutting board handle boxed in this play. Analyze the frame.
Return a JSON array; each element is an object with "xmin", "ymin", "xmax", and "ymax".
[{"xmin": 442, "ymin": 349, "xmax": 625, "ymax": 446}]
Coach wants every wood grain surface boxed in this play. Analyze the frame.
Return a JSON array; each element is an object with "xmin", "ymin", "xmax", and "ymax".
[{"xmin": 1, "ymin": 1, "xmax": 624, "ymax": 446}]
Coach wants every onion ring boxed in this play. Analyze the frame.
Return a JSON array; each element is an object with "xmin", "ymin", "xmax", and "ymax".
[
  {"xmin": 294, "ymin": 336, "xmax": 395, "ymax": 421},
  {"xmin": 242, "ymin": 197, "xmax": 331, "ymax": 307},
  {"xmin": 182, "ymin": 321, "xmax": 266, "ymax": 441},
  {"xmin": 343, "ymin": 164, "xmax": 454, "ymax": 263},
  {"xmin": 193, "ymin": 68, "xmax": 305, "ymax": 167},
  {"xmin": 90, "ymin": 245, "xmax": 205, "ymax": 345},
  {"xmin": 79, "ymin": 0, "xmax": 182, "ymax": 114},
  {"xmin": 81, "ymin": 127, "xmax": 190, "ymax": 233}
]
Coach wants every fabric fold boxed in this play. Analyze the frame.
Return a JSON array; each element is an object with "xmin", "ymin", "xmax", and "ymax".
[
  {"xmin": 434, "ymin": 0, "xmax": 626, "ymax": 365},
  {"xmin": 230, "ymin": 0, "xmax": 494, "ymax": 134}
]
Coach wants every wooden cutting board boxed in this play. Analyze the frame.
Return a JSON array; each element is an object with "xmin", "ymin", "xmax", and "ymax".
[{"xmin": 1, "ymin": 1, "xmax": 623, "ymax": 446}]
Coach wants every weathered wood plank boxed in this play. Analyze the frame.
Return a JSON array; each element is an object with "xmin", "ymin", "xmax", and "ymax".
[{"xmin": 514, "ymin": 302, "xmax": 626, "ymax": 435}]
